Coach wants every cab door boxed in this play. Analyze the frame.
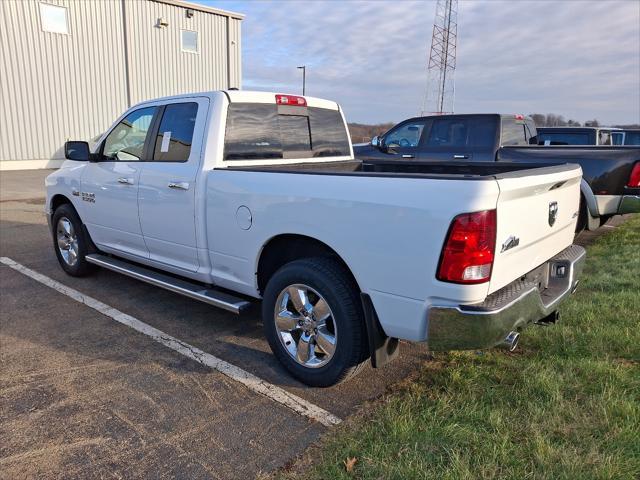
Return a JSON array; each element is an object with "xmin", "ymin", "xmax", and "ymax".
[
  {"xmin": 80, "ymin": 106, "xmax": 158, "ymax": 258},
  {"xmin": 137, "ymin": 98, "xmax": 209, "ymax": 272},
  {"xmin": 379, "ymin": 120, "xmax": 428, "ymax": 160}
]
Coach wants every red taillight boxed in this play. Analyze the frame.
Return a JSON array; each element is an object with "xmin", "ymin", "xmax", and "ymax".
[
  {"xmin": 437, "ymin": 209, "xmax": 497, "ymax": 284},
  {"xmin": 275, "ymin": 94, "xmax": 307, "ymax": 106},
  {"xmin": 515, "ymin": 114, "xmax": 525, "ymax": 120},
  {"xmin": 627, "ymin": 162, "xmax": 640, "ymax": 187}
]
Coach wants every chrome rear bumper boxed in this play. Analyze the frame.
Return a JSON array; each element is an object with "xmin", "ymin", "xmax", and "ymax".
[{"xmin": 426, "ymin": 245, "xmax": 586, "ymax": 351}]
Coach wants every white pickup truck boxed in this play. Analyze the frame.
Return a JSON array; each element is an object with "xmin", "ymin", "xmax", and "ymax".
[{"xmin": 46, "ymin": 90, "xmax": 586, "ymax": 386}]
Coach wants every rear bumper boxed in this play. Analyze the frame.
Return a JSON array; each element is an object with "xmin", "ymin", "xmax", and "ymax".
[
  {"xmin": 426, "ymin": 244, "xmax": 586, "ymax": 351},
  {"xmin": 619, "ymin": 195, "xmax": 640, "ymax": 214}
]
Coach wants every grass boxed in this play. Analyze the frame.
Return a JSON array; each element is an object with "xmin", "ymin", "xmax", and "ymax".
[{"xmin": 284, "ymin": 215, "xmax": 640, "ymax": 480}]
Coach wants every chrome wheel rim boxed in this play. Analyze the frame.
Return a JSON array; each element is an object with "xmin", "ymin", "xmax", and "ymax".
[
  {"xmin": 274, "ymin": 284, "xmax": 337, "ymax": 368},
  {"xmin": 56, "ymin": 217, "xmax": 79, "ymax": 266}
]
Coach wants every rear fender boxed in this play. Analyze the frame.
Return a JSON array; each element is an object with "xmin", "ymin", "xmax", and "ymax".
[{"xmin": 580, "ymin": 179, "xmax": 601, "ymax": 230}]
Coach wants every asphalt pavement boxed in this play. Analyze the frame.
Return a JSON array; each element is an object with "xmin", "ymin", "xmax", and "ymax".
[{"xmin": 0, "ymin": 169, "xmax": 432, "ymax": 479}]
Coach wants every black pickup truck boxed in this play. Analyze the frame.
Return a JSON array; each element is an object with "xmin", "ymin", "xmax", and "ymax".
[{"xmin": 354, "ymin": 114, "xmax": 640, "ymax": 231}]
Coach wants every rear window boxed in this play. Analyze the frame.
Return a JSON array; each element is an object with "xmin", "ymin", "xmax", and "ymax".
[
  {"xmin": 224, "ymin": 103, "xmax": 350, "ymax": 161},
  {"xmin": 501, "ymin": 118, "xmax": 528, "ymax": 146},
  {"xmin": 426, "ymin": 116, "xmax": 497, "ymax": 149},
  {"xmin": 624, "ymin": 131, "xmax": 640, "ymax": 145},
  {"xmin": 538, "ymin": 132, "xmax": 592, "ymax": 145}
]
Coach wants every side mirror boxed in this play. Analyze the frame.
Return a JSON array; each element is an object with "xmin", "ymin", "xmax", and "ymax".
[
  {"xmin": 371, "ymin": 135, "xmax": 380, "ymax": 147},
  {"xmin": 65, "ymin": 141, "xmax": 92, "ymax": 161}
]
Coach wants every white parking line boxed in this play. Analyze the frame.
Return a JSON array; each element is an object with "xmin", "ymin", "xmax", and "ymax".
[{"xmin": 0, "ymin": 256, "xmax": 342, "ymax": 427}]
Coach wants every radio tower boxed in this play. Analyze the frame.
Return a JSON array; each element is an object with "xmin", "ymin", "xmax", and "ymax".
[{"xmin": 421, "ymin": 0, "xmax": 458, "ymax": 115}]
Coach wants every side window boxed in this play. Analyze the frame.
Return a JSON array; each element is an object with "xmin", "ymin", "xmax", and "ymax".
[
  {"xmin": 611, "ymin": 132, "xmax": 624, "ymax": 145},
  {"xmin": 426, "ymin": 117, "xmax": 498, "ymax": 150},
  {"xmin": 384, "ymin": 122, "xmax": 425, "ymax": 148},
  {"xmin": 501, "ymin": 118, "xmax": 527, "ymax": 146},
  {"xmin": 103, "ymin": 107, "xmax": 156, "ymax": 161},
  {"xmin": 153, "ymin": 103, "xmax": 198, "ymax": 162}
]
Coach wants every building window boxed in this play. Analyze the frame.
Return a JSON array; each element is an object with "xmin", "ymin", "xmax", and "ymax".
[
  {"xmin": 181, "ymin": 30, "xmax": 198, "ymax": 53},
  {"xmin": 40, "ymin": 3, "xmax": 69, "ymax": 34}
]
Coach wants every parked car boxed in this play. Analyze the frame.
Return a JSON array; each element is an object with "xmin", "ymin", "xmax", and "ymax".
[
  {"xmin": 47, "ymin": 92, "xmax": 586, "ymax": 386},
  {"xmin": 354, "ymin": 114, "xmax": 640, "ymax": 231},
  {"xmin": 536, "ymin": 126, "xmax": 622, "ymax": 146}
]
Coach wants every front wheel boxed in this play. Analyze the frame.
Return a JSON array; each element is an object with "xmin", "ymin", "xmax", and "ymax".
[
  {"xmin": 262, "ymin": 257, "xmax": 369, "ymax": 387},
  {"xmin": 51, "ymin": 204, "xmax": 96, "ymax": 277}
]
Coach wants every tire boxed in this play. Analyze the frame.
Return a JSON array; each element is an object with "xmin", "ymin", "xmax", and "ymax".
[
  {"xmin": 51, "ymin": 203, "xmax": 96, "ymax": 277},
  {"xmin": 262, "ymin": 257, "xmax": 369, "ymax": 387}
]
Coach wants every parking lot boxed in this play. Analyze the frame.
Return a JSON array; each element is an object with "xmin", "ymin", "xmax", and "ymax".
[{"xmin": 0, "ymin": 169, "xmax": 439, "ymax": 478}]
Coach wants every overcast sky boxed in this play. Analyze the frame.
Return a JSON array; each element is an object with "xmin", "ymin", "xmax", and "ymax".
[{"xmin": 198, "ymin": 0, "xmax": 640, "ymax": 126}]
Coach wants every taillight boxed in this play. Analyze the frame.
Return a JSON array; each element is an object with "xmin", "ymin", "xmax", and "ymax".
[
  {"xmin": 627, "ymin": 162, "xmax": 640, "ymax": 187},
  {"xmin": 275, "ymin": 94, "xmax": 307, "ymax": 106},
  {"xmin": 437, "ymin": 209, "xmax": 497, "ymax": 284}
]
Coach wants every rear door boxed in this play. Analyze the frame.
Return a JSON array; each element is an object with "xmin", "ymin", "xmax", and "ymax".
[
  {"xmin": 489, "ymin": 165, "xmax": 582, "ymax": 293},
  {"xmin": 418, "ymin": 115, "xmax": 498, "ymax": 162},
  {"xmin": 137, "ymin": 98, "xmax": 209, "ymax": 272}
]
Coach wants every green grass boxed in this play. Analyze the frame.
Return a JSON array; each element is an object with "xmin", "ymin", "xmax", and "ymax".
[{"xmin": 286, "ymin": 216, "xmax": 640, "ymax": 480}]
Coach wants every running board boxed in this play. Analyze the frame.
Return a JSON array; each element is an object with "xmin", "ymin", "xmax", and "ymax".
[{"xmin": 85, "ymin": 254, "xmax": 252, "ymax": 314}]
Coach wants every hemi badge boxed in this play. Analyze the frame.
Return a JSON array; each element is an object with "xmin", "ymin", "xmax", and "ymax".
[{"xmin": 501, "ymin": 235, "xmax": 520, "ymax": 253}]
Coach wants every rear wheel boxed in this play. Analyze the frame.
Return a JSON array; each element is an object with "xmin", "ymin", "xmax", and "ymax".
[
  {"xmin": 52, "ymin": 204, "xmax": 96, "ymax": 277},
  {"xmin": 262, "ymin": 257, "xmax": 368, "ymax": 387}
]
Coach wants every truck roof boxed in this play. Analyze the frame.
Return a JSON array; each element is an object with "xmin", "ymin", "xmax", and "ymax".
[
  {"xmin": 537, "ymin": 126, "xmax": 622, "ymax": 131},
  {"xmin": 133, "ymin": 90, "xmax": 340, "ymax": 111},
  {"xmin": 403, "ymin": 113, "xmax": 531, "ymax": 122}
]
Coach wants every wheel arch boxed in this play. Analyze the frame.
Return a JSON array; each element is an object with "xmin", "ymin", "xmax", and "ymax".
[
  {"xmin": 256, "ymin": 234, "xmax": 362, "ymax": 297},
  {"xmin": 580, "ymin": 179, "xmax": 599, "ymax": 218},
  {"xmin": 50, "ymin": 193, "xmax": 74, "ymax": 214},
  {"xmin": 49, "ymin": 194, "xmax": 97, "ymax": 252},
  {"xmin": 256, "ymin": 233, "xmax": 398, "ymax": 369}
]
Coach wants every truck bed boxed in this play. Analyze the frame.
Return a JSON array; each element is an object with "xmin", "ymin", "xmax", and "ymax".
[{"xmin": 227, "ymin": 159, "xmax": 575, "ymax": 181}]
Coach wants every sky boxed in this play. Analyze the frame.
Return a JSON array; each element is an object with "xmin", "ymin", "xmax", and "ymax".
[{"xmin": 196, "ymin": 0, "xmax": 640, "ymax": 126}]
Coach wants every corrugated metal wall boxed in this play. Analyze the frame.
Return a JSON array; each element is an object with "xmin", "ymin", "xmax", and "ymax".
[
  {"xmin": 0, "ymin": 0, "xmax": 242, "ymax": 169},
  {"xmin": 0, "ymin": 0, "xmax": 128, "ymax": 167},
  {"xmin": 125, "ymin": 0, "xmax": 242, "ymax": 104}
]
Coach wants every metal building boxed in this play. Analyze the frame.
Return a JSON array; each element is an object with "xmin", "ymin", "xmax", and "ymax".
[{"xmin": 0, "ymin": 0, "xmax": 243, "ymax": 170}]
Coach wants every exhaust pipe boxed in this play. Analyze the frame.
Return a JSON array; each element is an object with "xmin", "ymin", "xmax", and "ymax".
[{"xmin": 500, "ymin": 331, "xmax": 520, "ymax": 352}]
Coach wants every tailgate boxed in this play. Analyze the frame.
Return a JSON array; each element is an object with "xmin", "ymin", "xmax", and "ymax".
[{"xmin": 489, "ymin": 164, "xmax": 582, "ymax": 294}]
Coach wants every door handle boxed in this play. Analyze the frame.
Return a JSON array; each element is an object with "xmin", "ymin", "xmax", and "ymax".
[
  {"xmin": 453, "ymin": 154, "xmax": 469, "ymax": 159},
  {"xmin": 168, "ymin": 181, "xmax": 190, "ymax": 190},
  {"xmin": 117, "ymin": 177, "xmax": 134, "ymax": 185},
  {"xmin": 402, "ymin": 154, "xmax": 415, "ymax": 159}
]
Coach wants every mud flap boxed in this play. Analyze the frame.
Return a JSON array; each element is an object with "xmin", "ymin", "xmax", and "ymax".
[{"xmin": 361, "ymin": 293, "xmax": 400, "ymax": 368}]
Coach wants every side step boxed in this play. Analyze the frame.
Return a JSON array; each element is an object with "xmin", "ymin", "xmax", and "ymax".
[{"xmin": 85, "ymin": 254, "xmax": 252, "ymax": 314}]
